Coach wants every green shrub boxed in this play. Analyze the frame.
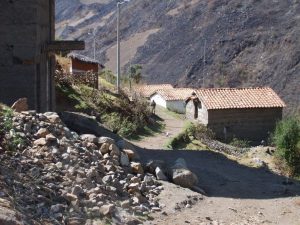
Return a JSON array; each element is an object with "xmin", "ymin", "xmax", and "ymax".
[
  {"xmin": 0, "ymin": 104, "xmax": 24, "ymax": 152},
  {"xmin": 273, "ymin": 117, "xmax": 300, "ymax": 174},
  {"xmin": 229, "ymin": 137, "xmax": 250, "ymax": 148},
  {"xmin": 167, "ymin": 123, "xmax": 214, "ymax": 149},
  {"xmin": 190, "ymin": 123, "xmax": 215, "ymax": 141}
]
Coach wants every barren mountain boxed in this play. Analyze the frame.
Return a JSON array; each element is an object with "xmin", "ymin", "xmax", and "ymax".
[{"xmin": 56, "ymin": 0, "xmax": 300, "ymax": 115}]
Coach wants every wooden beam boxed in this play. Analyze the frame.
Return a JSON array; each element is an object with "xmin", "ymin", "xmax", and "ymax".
[{"xmin": 46, "ymin": 41, "xmax": 85, "ymax": 52}]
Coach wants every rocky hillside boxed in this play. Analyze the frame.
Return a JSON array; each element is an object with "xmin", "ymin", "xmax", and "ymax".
[{"xmin": 56, "ymin": 0, "xmax": 300, "ymax": 115}]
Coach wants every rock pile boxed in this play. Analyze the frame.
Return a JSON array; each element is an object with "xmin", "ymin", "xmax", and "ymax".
[{"xmin": 0, "ymin": 111, "xmax": 163, "ymax": 224}]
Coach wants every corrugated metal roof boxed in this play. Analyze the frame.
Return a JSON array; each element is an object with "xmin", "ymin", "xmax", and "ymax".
[
  {"xmin": 193, "ymin": 87, "xmax": 286, "ymax": 110},
  {"xmin": 152, "ymin": 88, "xmax": 194, "ymax": 101}
]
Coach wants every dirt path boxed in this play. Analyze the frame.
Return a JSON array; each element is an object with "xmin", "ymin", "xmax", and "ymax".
[
  {"xmin": 132, "ymin": 106, "xmax": 186, "ymax": 149},
  {"xmin": 130, "ymin": 108, "xmax": 300, "ymax": 225}
]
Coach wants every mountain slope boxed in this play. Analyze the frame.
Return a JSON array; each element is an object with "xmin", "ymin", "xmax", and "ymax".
[{"xmin": 56, "ymin": 0, "xmax": 300, "ymax": 115}]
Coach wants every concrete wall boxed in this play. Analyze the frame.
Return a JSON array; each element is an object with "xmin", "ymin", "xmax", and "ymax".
[
  {"xmin": 207, "ymin": 108, "xmax": 283, "ymax": 143},
  {"xmin": 0, "ymin": 0, "xmax": 54, "ymax": 111}
]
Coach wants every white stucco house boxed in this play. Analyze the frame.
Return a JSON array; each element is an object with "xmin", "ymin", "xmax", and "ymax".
[{"xmin": 150, "ymin": 88, "xmax": 194, "ymax": 114}]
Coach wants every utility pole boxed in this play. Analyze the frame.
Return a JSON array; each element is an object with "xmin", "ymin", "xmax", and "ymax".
[
  {"xmin": 202, "ymin": 39, "xmax": 207, "ymax": 87},
  {"xmin": 116, "ymin": 0, "xmax": 130, "ymax": 93},
  {"xmin": 117, "ymin": 2, "xmax": 121, "ymax": 93},
  {"xmin": 93, "ymin": 34, "xmax": 96, "ymax": 60}
]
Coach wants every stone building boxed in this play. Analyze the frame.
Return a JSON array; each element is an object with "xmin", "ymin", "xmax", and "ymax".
[
  {"xmin": 185, "ymin": 87, "xmax": 286, "ymax": 143},
  {"xmin": 0, "ymin": 0, "xmax": 84, "ymax": 111}
]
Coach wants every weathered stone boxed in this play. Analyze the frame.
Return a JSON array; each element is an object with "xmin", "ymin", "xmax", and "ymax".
[
  {"xmin": 123, "ymin": 149, "xmax": 135, "ymax": 161},
  {"xmin": 109, "ymin": 144, "xmax": 120, "ymax": 156},
  {"xmin": 63, "ymin": 193, "xmax": 78, "ymax": 202},
  {"xmin": 120, "ymin": 152, "xmax": 130, "ymax": 166},
  {"xmin": 98, "ymin": 137, "xmax": 115, "ymax": 145},
  {"xmin": 72, "ymin": 185, "xmax": 83, "ymax": 196},
  {"xmin": 11, "ymin": 98, "xmax": 28, "ymax": 112},
  {"xmin": 170, "ymin": 158, "xmax": 198, "ymax": 188},
  {"xmin": 100, "ymin": 143, "xmax": 110, "ymax": 154},
  {"xmin": 172, "ymin": 169, "xmax": 198, "ymax": 188},
  {"xmin": 99, "ymin": 204, "xmax": 115, "ymax": 216},
  {"xmin": 145, "ymin": 160, "xmax": 166, "ymax": 174},
  {"xmin": 46, "ymin": 134, "xmax": 56, "ymax": 142},
  {"xmin": 131, "ymin": 162, "xmax": 144, "ymax": 175},
  {"xmin": 44, "ymin": 112, "xmax": 60, "ymax": 123},
  {"xmin": 50, "ymin": 204, "xmax": 65, "ymax": 214},
  {"xmin": 34, "ymin": 138, "xmax": 47, "ymax": 146},
  {"xmin": 36, "ymin": 128, "xmax": 50, "ymax": 138},
  {"xmin": 80, "ymin": 134, "xmax": 97, "ymax": 143},
  {"xmin": 155, "ymin": 167, "xmax": 168, "ymax": 181},
  {"xmin": 121, "ymin": 200, "xmax": 131, "ymax": 209}
]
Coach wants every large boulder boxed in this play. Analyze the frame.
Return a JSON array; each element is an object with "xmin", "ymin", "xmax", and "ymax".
[{"xmin": 171, "ymin": 158, "xmax": 198, "ymax": 189}]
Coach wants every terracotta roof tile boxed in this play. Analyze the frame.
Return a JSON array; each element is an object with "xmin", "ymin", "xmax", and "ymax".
[
  {"xmin": 194, "ymin": 87, "xmax": 286, "ymax": 109},
  {"xmin": 135, "ymin": 84, "xmax": 173, "ymax": 97},
  {"xmin": 152, "ymin": 88, "xmax": 194, "ymax": 101}
]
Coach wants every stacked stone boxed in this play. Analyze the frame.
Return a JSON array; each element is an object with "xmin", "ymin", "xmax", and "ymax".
[{"xmin": 0, "ymin": 111, "xmax": 163, "ymax": 224}]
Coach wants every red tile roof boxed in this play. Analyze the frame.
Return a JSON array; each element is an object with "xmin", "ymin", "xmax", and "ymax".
[
  {"xmin": 193, "ymin": 87, "xmax": 286, "ymax": 110},
  {"xmin": 151, "ymin": 88, "xmax": 194, "ymax": 101},
  {"xmin": 135, "ymin": 84, "xmax": 174, "ymax": 98}
]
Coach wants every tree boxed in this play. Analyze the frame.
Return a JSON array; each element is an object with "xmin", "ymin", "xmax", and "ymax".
[{"xmin": 129, "ymin": 64, "xmax": 143, "ymax": 84}]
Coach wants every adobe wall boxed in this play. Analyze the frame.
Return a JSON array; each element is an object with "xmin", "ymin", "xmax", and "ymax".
[
  {"xmin": 207, "ymin": 108, "xmax": 283, "ymax": 143},
  {"xmin": 72, "ymin": 58, "xmax": 99, "ymax": 73},
  {"xmin": 0, "ymin": 0, "xmax": 54, "ymax": 111}
]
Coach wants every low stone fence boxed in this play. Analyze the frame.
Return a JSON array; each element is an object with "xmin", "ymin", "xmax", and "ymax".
[{"xmin": 55, "ymin": 71, "xmax": 99, "ymax": 89}]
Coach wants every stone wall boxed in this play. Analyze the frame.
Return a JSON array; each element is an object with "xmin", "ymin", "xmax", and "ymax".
[{"xmin": 0, "ymin": 0, "xmax": 55, "ymax": 111}]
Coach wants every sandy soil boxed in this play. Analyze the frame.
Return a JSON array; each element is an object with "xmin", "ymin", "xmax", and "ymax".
[{"xmin": 132, "ymin": 107, "xmax": 300, "ymax": 225}]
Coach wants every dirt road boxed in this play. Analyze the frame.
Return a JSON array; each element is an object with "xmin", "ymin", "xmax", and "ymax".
[
  {"xmin": 132, "ymin": 106, "xmax": 186, "ymax": 149},
  {"xmin": 132, "ymin": 108, "xmax": 300, "ymax": 225}
]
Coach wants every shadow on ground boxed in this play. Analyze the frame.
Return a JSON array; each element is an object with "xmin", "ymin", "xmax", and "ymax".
[
  {"xmin": 60, "ymin": 112, "xmax": 300, "ymax": 200},
  {"xmin": 137, "ymin": 147, "xmax": 300, "ymax": 199}
]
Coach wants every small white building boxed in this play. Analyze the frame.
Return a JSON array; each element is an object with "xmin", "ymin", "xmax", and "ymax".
[{"xmin": 150, "ymin": 88, "xmax": 193, "ymax": 114}]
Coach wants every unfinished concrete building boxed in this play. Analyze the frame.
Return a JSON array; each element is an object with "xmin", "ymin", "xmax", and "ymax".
[{"xmin": 0, "ymin": 0, "xmax": 84, "ymax": 111}]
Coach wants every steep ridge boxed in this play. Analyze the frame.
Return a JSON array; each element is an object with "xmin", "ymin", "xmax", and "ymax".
[{"xmin": 56, "ymin": 0, "xmax": 300, "ymax": 115}]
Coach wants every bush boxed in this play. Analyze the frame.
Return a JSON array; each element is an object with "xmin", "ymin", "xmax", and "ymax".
[
  {"xmin": 167, "ymin": 123, "xmax": 214, "ymax": 149},
  {"xmin": 0, "ymin": 104, "xmax": 24, "ymax": 152},
  {"xmin": 229, "ymin": 137, "xmax": 250, "ymax": 148},
  {"xmin": 273, "ymin": 117, "xmax": 300, "ymax": 174}
]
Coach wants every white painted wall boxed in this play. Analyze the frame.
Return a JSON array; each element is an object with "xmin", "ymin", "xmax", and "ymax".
[
  {"xmin": 167, "ymin": 101, "xmax": 186, "ymax": 114},
  {"xmin": 150, "ymin": 94, "xmax": 167, "ymax": 108},
  {"xmin": 150, "ymin": 94, "xmax": 186, "ymax": 114}
]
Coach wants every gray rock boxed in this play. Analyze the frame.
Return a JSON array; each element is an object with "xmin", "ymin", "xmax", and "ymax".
[
  {"xmin": 72, "ymin": 185, "xmax": 83, "ymax": 196},
  {"xmin": 172, "ymin": 169, "xmax": 198, "ymax": 189},
  {"xmin": 120, "ymin": 152, "xmax": 130, "ymax": 166},
  {"xmin": 50, "ymin": 204, "xmax": 65, "ymax": 214},
  {"xmin": 155, "ymin": 167, "xmax": 168, "ymax": 181},
  {"xmin": 80, "ymin": 134, "xmax": 97, "ymax": 143},
  {"xmin": 99, "ymin": 204, "xmax": 115, "ymax": 216},
  {"xmin": 98, "ymin": 136, "xmax": 115, "ymax": 145},
  {"xmin": 100, "ymin": 143, "xmax": 110, "ymax": 154},
  {"xmin": 109, "ymin": 144, "xmax": 120, "ymax": 156}
]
